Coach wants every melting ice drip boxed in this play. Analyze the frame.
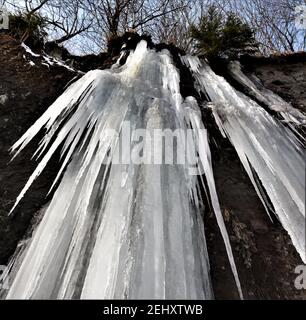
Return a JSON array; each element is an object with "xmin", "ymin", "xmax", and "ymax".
[
  {"xmin": 183, "ymin": 56, "xmax": 306, "ymax": 265},
  {"xmin": 5, "ymin": 41, "xmax": 242, "ymax": 299}
]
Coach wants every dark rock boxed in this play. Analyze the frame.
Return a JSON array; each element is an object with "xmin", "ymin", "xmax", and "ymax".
[{"xmin": 0, "ymin": 33, "xmax": 77, "ymax": 265}]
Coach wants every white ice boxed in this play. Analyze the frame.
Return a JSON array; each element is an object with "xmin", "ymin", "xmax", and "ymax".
[
  {"xmin": 228, "ymin": 61, "xmax": 306, "ymax": 127},
  {"xmin": 6, "ymin": 41, "xmax": 241, "ymax": 299},
  {"xmin": 183, "ymin": 56, "xmax": 305, "ymax": 264}
]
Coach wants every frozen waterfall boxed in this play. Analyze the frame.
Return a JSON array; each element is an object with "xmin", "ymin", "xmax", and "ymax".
[
  {"xmin": 5, "ymin": 41, "xmax": 242, "ymax": 299},
  {"xmin": 3, "ymin": 40, "xmax": 305, "ymax": 300}
]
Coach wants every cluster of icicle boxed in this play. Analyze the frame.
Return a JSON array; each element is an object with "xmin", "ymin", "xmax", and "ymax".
[
  {"xmin": 182, "ymin": 56, "xmax": 305, "ymax": 265},
  {"xmin": 4, "ymin": 40, "xmax": 305, "ymax": 299},
  {"xmin": 5, "ymin": 41, "xmax": 241, "ymax": 299}
]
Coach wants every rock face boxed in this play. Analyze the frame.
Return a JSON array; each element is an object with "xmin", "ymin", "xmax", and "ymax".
[
  {"xmin": 240, "ymin": 52, "xmax": 306, "ymax": 113},
  {"xmin": 0, "ymin": 34, "xmax": 76, "ymax": 265},
  {"xmin": 207, "ymin": 134, "xmax": 305, "ymax": 299},
  {"xmin": 0, "ymin": 33, "xmax": 305, "ymax": 299}
]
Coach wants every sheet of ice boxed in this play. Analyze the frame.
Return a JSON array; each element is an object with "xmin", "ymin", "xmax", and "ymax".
[
  {"xmin": 5, "ymin": 41, "xmax": 236, "ymax": 299},
  {"xmin": 183, "ymin": 56, "xmax": 306, "ymax": 264},
  {"xmin": 228, "ymin": 61, "xmax": 306, "ymax": 126}
]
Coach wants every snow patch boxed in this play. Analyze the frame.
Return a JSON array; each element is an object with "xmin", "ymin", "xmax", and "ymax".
[
  {"xmin": 21, "ymin": 42, "xmax": 77, "ymax": 72},
  {"xmin": 0, "ymin": 94, "xmax": 8, "ymax": 105},
  {"xmin": 21, "ymin": 43, "xmax": 40, "ymax": 57}
]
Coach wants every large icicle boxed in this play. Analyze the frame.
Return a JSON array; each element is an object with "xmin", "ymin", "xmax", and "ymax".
[
  {"xmin": 183, "ymin": 56, "xmax": 305, "ymax": 264},
  {"xmin": 5, "ymin": 41, "xmax": 239, "ymax": 299}
]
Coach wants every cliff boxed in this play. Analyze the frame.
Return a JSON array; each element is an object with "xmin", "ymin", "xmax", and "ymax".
[{"xmin": 0, "ymin": 33, "xmax": 305, "ymax": 299}]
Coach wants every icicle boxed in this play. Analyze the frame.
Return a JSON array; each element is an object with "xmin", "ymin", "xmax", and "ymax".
[
  {"xmin": 228, "ymin": 61, "xmax": 306, "ymax": 127},
  {"xmin": 184, "ymin": 97, "xmax": 243, "ymax": 299},
  {"xmin": 6, "ymin": 41, "xmax": 227, "ymax": 299},
  {"xmin": 184, "ymin": 56, "xmax": 305, "ymax": 264}
]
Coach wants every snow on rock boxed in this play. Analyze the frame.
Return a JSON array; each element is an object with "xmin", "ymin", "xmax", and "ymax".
[
  {"xmin": 21, "ymin": 42, "xmax": 78, "ymax": 73},
  {"xmin": 41, "ymin": 54, "xmax": 78, "ymax": 73},
  {"xmin": 21, "ymin": 43, "xmax": 40, "ymax": 57},
  {"xmin": 0, "ymin": 94, "xmax": 8, "ymax": 105}
]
